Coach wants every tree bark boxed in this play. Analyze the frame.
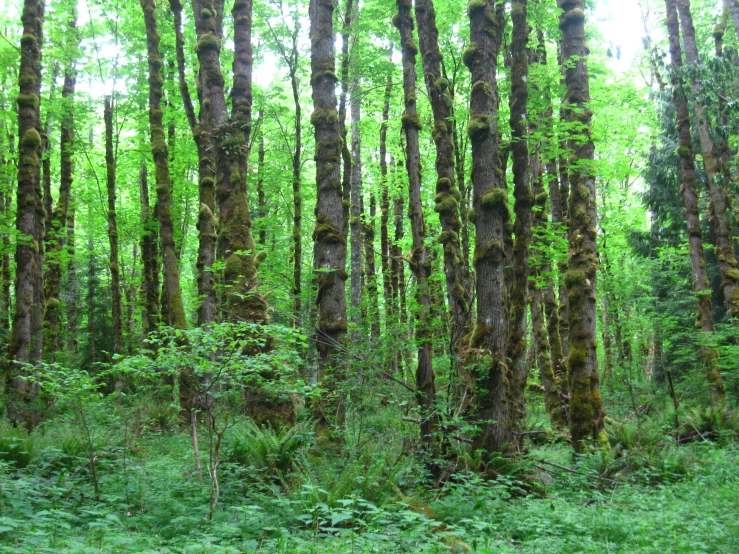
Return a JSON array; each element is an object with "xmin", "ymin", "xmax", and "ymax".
[
  {"xmin": 349, "ymin": 78, "xmax": 362, "ymax": 341},
  {"xmin": 5, "ymin": 0, "xmax": 46, "ymax": 427},
  {"xmin": 466, "ymin": 0, "xmax": 511, "ymax": 457},
  {"xmin": 256, "ymin": 106, "xmax": 267, "ymax": 248},
  {"xmin": 140, "ymin": 0, "xmax": 188, "ymax": 331},
  {"xmin": 676, "ymin": 0, "xmax": 739, "ymax": 321},
  {"xmin": 104, "ymin": 96, "xmax": 124, "ymax": 356},
  {"xmin": 310, "ymin": 0, "xmax": 348, "ymax": 425},
  {"xmin": 139, "ymin": 163, "xmax": 160, "ymax": 340},
  {"xmin": 506, "ymin": 0, "xmax": 534, "ymax": 429},
  {"xmin": 338, "ymin": 0, "xmax": 354, "ymax": 243},
  {"xmin": 365, "ymin": 192, "xmax": 380, "ymax": 342},
  {"xmin": 415, "ymin": 0, "xmax": 471, "ymax": 358},
  {"xmin": 379, "ymin": 71, "xmax": 393, "ymax": 326},
  {"xmin": 559, "ymin": 0, "xmax": 607, "ymax": 452},
  {"xmin": 43, "ymin": 29, "xmax": 76, "ymax": 359},
  {"xmin": 66, "ymin": 201, "xmax": 78, "ymax": 353},
  {"xmin": 394, "ymin": 0, "xmax": 437, "ymax": 460},
  {"xmin": 664, "ymin": 0, "xmax": 725, "ymax": 405}
]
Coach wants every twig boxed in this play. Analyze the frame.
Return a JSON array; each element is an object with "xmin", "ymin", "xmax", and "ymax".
[
  {"xmin": 381, "ymin": 371, "xmax": 415, "ymax": 394},
  {"xmin": 534, "ymin": 458, "xmax": 621, "ymax": 485}
]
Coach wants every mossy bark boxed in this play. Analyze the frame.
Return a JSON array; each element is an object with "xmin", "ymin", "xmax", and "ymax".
[
  {"xmin": 104, "ymin": 96, "xmax": 124, "ymax": 356},
  {"xmin": 395, "ymin": 0, "xmax": 438, "ymax": 464},
  {"xmin": 139, "ymin": 163, "xmax": 160, "ymax": 341},
  {"xmin": 676, "ymin": 0, "xmax": 739, "ymax": 322},
  {"xmin": 466, "ymin": 0, "xmax": 512, "ymax": 458},
  {"xmin": 349, "ymin": 78, "xmax": 363, "ymax": 341},
  {"xmin": 664, "ymin": 0, "xmax": 725, "ymax": 406},
  {"xmin": 191, "ymin": 0, "xmax": 223, "ymax": 326},
  {"xmin": 43, "ymin": 33, "xmax": 76, "ymax": 359},
  {"xmin": 338, "ymin": 0, "xmax": 354, "ymax": 244},
  {"xmin": 140, "ymin": 0, "xmax": 188, "ymax": 332},
  {"xmin": 256, "ymin": 106, "xmax": 267, "ymax": 248},
  {"xmin": 365, "ymin": 192, "xmax": 380, "ymax": 342},
  {"xmin": 310, "ymin": 0, "xmax": 348, "ymax": 425},
  {"xmin": 286, "ymin": 36, "xmax": 303, "ymax": 327},
  {"xmin": 6, "ymin": 0, "xmax": 45, "ymax": 428},
  {"xmin": 559, "ymin": 0, "xmax": 608, "ymax": 452},
  {"xmin": 506, "ymin": 0, "xmax": 534, "ymax": 430},
  {"xmin": 379, "ymin": 71, "xmax": 393, "ymax": 327},
  {"xmin": 415, "ymin": 0, "xmax": 472, "ymax": 358},
  {"xmin": 66, "ymin": 202, "xmax": 78, "ymax": 352}
]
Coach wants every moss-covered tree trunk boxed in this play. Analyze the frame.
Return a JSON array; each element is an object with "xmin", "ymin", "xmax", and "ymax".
[
  {"xmin": 310, "ymin": 0, "xmax": 348, "ymax": 425},
  {"xmin": 364, "ymin": 192, "xmax": 380, "ymax": 342},
  {"xmin": 506, "ymin": 0, "xmax": 534, "ymax": 428},
  {"xmin": 338, "ymin": 0, "xmax": 354, "ymax": 242},
  {"xmin": 676, "ymin": 0, "xmax": 739, "ymax": 321},
  {"xmin": 139, "ymin": 163, "xmax": 160, "ymax": 341},
  {"xmin": 288, "ymin": 46, "xmax": 302, "ymax": 327},
  {"xmin": 5, "ymin": 0, "xmax": 46, "ymax": 427},
  {"xmin": 140, "ymin": 0, "xmax": 188, "ymax": 332},
  {"xmin": 379, "ymin": 72, "xmax": 393, "ymax": 327},
  {"xmin": 394, "ymin": 0, "xmax": 437, "ymax": 459},
  {"xmin": 664, "ymin": 0, "xmax": 725, "ymax": 405},
  {"xmin": 43, "ymin": 32, "xmax": 76, "ymax": 359},
  {"xmin": 104, "ymin": 96, "xmax": 124, "ymax": 356},
  {"xmin": 466, "ymin": 0, "xmax": 511, "ymax": 457},
  {"xmin": 191, "ymin": 0, "xmax": 223, "ymax": 327},
  {"xmin": 66, "ymin": 202, "xmax": 78, "ymax": 352},
  {"xmin": 559, "ymin": 0, "xmax": 607, "ymax": 451},
  {"xmin": 0, "ymin": 117, "xmax": 11, "ymax": 332},
  {"xmin": 256, "ymin": 106, "xmax": 267, "ymax": 248},
  {"xmin": 349, "ymin": 78, "xmax": 362, "ymax": 341},
  {"xmin": 415, "ymin": 0, "xmax": 471, "ymax": 358}
]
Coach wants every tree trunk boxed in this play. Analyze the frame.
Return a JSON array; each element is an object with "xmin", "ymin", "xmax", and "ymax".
[
  {"xmin": 104, "ymin": 96, "xmax": 123, "ymax": 356},
  {"xmin": 676, "ymin": 0, "xmax": 739, "ymax": 321},
  {"xmin": 140, "ymin": 0, "xmax": 188, "ymax": 331},
  {"xmin": 289, "ymin": 60, "xmax": 302, "ymax": 327},
  {"xmin": 559, "ymin": 0, "xmax": 607, "ymax": 452},
  {"xmin": 257, "ymin": 105, "xmax": 267, "ymax": 248},
  {"xmin": 310, "ymin": 0, "xmax": 348, "ymax": 425},
  {"xmin": 349, "ymin": 79, "xmax": 362, "ymax": 341},
  {"xmin": 338, "ymin": 0, "xmax": 354, "ymax": 243},
  {"xmin": 466, "ymin": 0, "xmax": 511, "ymax": 457},
  {"xmin": 139, "ymin": 163, "xmax": 160, "ymax": 341},
  {"xmin": 379, "ymin": 71, "xmax": 393, "ymax": 326},
  {"xmin": 365, "ymin": 192, "xmax": 380, "ymax": 342},
  {"xmin": 415, "ymin": 0, "xmax": 471, "ymax": 358},
  {"xmin": 191, "ymin": 0, "xmax": 223, "ymax": 327},
  {"xmin": 66, "ymin": 202, "xmax": 78, "ymax": 353},
  {"xmin": 394, "ymin": 0, "xmax": 437, "ymax": 461},
  {"xmin": 43, "ymin": 34, "xmax": 76, "ymax": 359},
  {"xmin": 5, "ymin": 0, "xmax": 46, "ymax": 427},
  {"xmin": 664, "ymin": 0, "xmax": 725, "ymax": 405},
  {"xmin": 506, "ymin": 0, "xmax": 534, "ymax": 429}
]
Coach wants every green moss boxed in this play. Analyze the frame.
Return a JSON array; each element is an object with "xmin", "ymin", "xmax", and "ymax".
[
  {"xmin": 434, "ymin": 192, "xmax": 458, "ymax": 214},
  {"xmin": 196, "ymin": 33, "xmax": 221, "ymax": 52},
  {"xmin": 16, "ymin": 93, "xmax": 39, "ymax": 109},
  {"xmin": 392, "ymin": 13, "xmax": 401, "ymax": 28},
  {"xmin": 311, "ymin": 108, "xmax": 338, "ymax": 127},
  {"xmin": 726, "ymin": 267, "xmax": 739, "ymax": 280},
  {"xmin": 559, "ymin": 8, "xmax": 585, "ymax": 30},
  {"xmin": 467, "ymin": 0, "xmax": 487, "ymax": 16},
  {"xmin": 467, "ymin": 114, "xmax": 490, "ymax": 141},
  {"xmin": 564, "ymin": 268, "xmax": 586, "ymax": 289},
  {"xmin": 468, "ymin": 208, "xmax": 477, "ymax": 224},
  {"xmin": 20, "ymin": 128, "xmax": 42, "ymax": 149},
  {"xmin": 481, "ymin": 187, "xmax": 507, "ymax": 210},
  {"xmin": 469, "ymin": 322, "xmax": 491, "ymax": 348},
  {"xmin": 435, "ymin": 77, "xmax": 450, "ymax": 90},
  {"xmin": 19, "ymin": 33, "xmax": 37, "ymax": 47},
  {"xmin": 18, "ymin": 75, "xmax": 35, "ymax": 88},
  {"xmin": 471, "ymin": 80, "xmax": 493, "ymax": 98},
  {"xmin": 436, "ymin": 177, "xmax": 452, "ymax": 192},
  {"xmin": 535, "ymin": 191, "xmax": 548, "ymax": 206},
  {"xmin": 45, "ymin": 297, "xmax": 61, "ymax": 310},
  {"xmin": 401, "ymin": 113, "xmax": 423, "ymax": 130},
  {"xmin": 313, "ymin": 223, "xmax": 346, "ymax": 245},
  {"xmin": 437, "ymin": 230, "xmax": 458, "ymax": 244},
  {"xmin": 462, "ymin": 42, "xmax": 481, "ymax": 69}
]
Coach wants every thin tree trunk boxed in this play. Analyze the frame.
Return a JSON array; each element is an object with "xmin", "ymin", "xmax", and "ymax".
[
  {"xmin": 365, "ymin": 192, "xmax": 380, "ymax": 342},
  {"xmin": 0, "ymin": 119, "xmax": 11, "ymax": 332},
  {"xmin": 664, "ymin": 0, "xmax": 725, "ymax": 405},
  {"xmin": 66, "ymin": 202, "xmax": 78, "ymax": 352},
  {"xmin": 310, "ymin": 0, "xmax": 348, "ymax": 425},
  {"xmin": 507, "ymin": 0, "xmax": 534, "ymax": 429},
  {"xmin": 139, "ymin": 163, "xmax": 160, "ymax": 340},
  {"xmin": 559, "ymin": 0, "xmax": 607, "ymax": 451},
  {"xmin": 676, "ymin": 0, "xmax": 739, "ymax": 320},
  {"xmin": 466, "ymin": 0, "xmax": 511, "ymax": 457},
  {"xmin": 349, "ymin": 79, "xmax": 362, "ymax": 341},
  {"xmin": 104, "ymin": 96, "xmax": 123, "ymax": 356},
  {"xmin": 379, "ymin": 71, "xmax": 393, "ymax": 325},
  {"xmin": 5, "ymin": 0, "xmax": 46, "ymax": 427},
  {"xmin": 338, "ymin": 0, "xmax": 354, "ymax": 242},
  {"xmin": 289, "ymin": 60, "xmax": 302, "ymax": 327},
  {"xmin": 43, "ymin": 33, "xmax": 76, "ymax": 359},
  {"xmin": 415, "ymin": 0, "xmax": 471, "ymax": 357},
  {"xmin": 394, "ymin": 0, "xmax": 437, "ymax": 462},
  {"xmin": 257, "ymin": 106, "xmax": 267, "ymax": 247}
]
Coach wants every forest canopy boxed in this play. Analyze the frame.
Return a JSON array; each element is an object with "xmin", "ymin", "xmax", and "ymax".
[{"xmin": 0, "ymin": 0, "xmax": 738, "ymax": 551}]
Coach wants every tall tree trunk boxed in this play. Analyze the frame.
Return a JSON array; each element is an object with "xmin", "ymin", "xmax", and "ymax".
[
  {"xmin": 466, "ymin": 0, "xmax": 511, "ymax": 457},
  {"xmin": 676, "ymin": 0, "xmax": 739, "ymax": 321},
  {"xmin": 41, "ymin": 63, "xmax": 58, "ymax": 235},
  {"xmin": 379, "ymin": 72, "xmax": 393, "ymax": 325},
  {"xmin": 0, "ymin": 120, "xmax": 11, "ymax": 332},
  {"xmin": 394, "ymin": 0, "xmax": 437, "ymax": 461},
  {"xmin": 349, "ymin": 79, "xmax": 362, "ymax": 341},
  {"xmin": 507, "ymin": 0, "xmax": 534, "ymax": 429},
  {"xmin": 5, "ymin": 0, "xmax": 46, "ymax": 427},
  {"xmin": 140, "ymin": 0, "xmax": 188, "ymax": 331},
  {"xmin": 43, "ymin": 34, "xmax": 76, "ymax": 359},
  {"xmin": 664, "ymin": 0, "xmax": 725, "ymax": 405},
  {"xmin": 415, "ymin": 0, "xmax": 471, "ymax": 357},
  {"xmin": 289, "ymin": 60, "xmax": 302, "ymax": 327},
  {"xmin": 338, "ymin": 0, "xmax": 354, "ymax": 242},
  {"xmin": 559, "ymin": 0, "xmax": 607, "ymax": 451},
  {"xmin": 310, "ymin": 0, "xmax": 348, "ymax": 425},
  {"xmin": 365, "ymin": 192, "xmax": 380, "ymax": 342},
  {"xmin": 191, "ymin": 0, "xmax": 223, "ymax": 327},
  {"xmin": 139, "ymin": 163, "xmax": 160, "ymax": 340},
  {"xmin": 257, "ymin": 106, "xmax": 267, "ymax": 248},
  {"xmin": 66, "ymin": 201, "xmax": 78, "ymax": 353},
  {"xmin": 555, "ymin": 44, "xmax": 570, "ymax": 359},
  {"xmin": 104, "ymin": 96, "xmax": 124, "ymax": 355}
]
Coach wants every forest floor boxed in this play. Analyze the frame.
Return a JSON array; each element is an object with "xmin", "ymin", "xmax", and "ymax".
[{"xmin": 1, "ymin": 399, "xmax": 738, "ymax": 553}]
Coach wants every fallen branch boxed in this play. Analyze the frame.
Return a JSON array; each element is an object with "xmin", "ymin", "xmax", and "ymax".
[
  {"xmin": 381, "ymin": 371, "xmax": 416, "ymax": 394},
  {"xmin": 534, "ymin": 458, "xmax": 621, "ymax": 485}
]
